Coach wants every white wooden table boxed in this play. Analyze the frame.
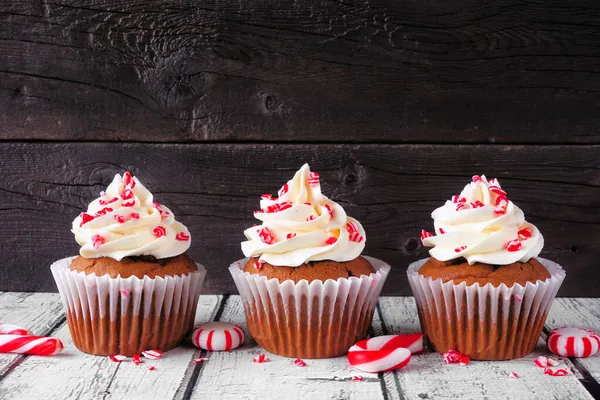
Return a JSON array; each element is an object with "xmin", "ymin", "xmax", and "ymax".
[{"xmin": 0, "ymin": 293, "xmax": 599, "ymax": 400}]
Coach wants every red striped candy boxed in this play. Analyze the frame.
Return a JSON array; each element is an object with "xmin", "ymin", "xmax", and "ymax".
[
  {"xmin": 547, "ymin": 327, "xmax": 600, "ymax": 358},
  {"xmin": 324, "ymin": 204, "xmax": 334, "ymax": 220},
  {"xmin": 308, "ymin": 172, "xmax": 320, "ymax": 186},
  {"xmin": 257, "ymin": 227, "xmax": 275, "ymax": 245},
  {"xmin": 192, "ymin": 322, "xmax": 245, "ymax": 351},
  {"xmin": 348, "ymin": 334, "xmax": 420, "ymax": 373},
  {"xmin": 0, "ymin": 324, "xmax": 33, "ymax": 336},
  {"xmin": 421, "ymin": 230, "xmax": 433, "ymax": 242},
  {"xmin": 142, "ymin": 350, "xmax": 163, "ymax": 360},
  {"xmin": 0, "ymin": 334, "xmax": 63, "ymax": 355}
]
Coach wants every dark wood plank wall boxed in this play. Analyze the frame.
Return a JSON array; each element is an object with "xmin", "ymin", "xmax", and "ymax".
[{"xmin": 0, "ymin": 1, "xmax": 599, "ymax": 296}]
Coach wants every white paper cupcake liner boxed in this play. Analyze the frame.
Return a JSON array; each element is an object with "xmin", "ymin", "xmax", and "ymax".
[
  {"xmin": 229, "ymin": 256, "xmax": 390, "ymax": 359},
  {"xmin": 51, "ymin": 256, "xmax": 206, "ymax": 356},
  {"xmin": 407, "ymin": 257, "xmax": 565, "ymax": 360}
]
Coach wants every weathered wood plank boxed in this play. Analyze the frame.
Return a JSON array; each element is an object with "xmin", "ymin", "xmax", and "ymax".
[
  {"xmin": 1, "ymin": 1, "xmax": 600, "ymax": 143},
  {"xmin": 546, "ymin": 298, "xmax": 600, "ymax": 382},
  {"xmin": 0, "ymin": 292, "xmax": 64, "ymax": 378},
  {"xmin": 0, "ymin": 295, "xmax": 222, "ymax": 400},
  {"xmin": 377, "ymin": 297, "xmax": 595, "ymax": 400},
  {"xmin": 1, "ymin": 142, "xmax": 599, "ymax": 296},
  {"xmin": 189, "ymin": 295, "xmax": 385, "ymax": 400},
  {"xmin": 1, "ymin": 142, "xmax": 598, "ymax": 296}
]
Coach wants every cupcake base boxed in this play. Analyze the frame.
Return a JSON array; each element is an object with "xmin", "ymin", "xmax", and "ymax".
[
  {"xmin": 408, "ymin": 257, "xmax": 565, "ymax": 360},
  {"xmin": 51, "ymin": 256, "xmax": 206, "ymax": 356},
  {"xmin": 230, "ymin": 256, "xmax": 390, "ymax": 359}
]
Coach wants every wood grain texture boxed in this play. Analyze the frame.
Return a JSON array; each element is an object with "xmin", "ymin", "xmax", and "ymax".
[
  {"xmin": 377, "ymin": 297, "xmax": 596, "ymax": 400},
  {"xmin": 0, "ymin": 292, "xmax": 64, "ymax": 378},
  {"xmin": 190, "ymin": 295, "xmax": 385, "ymax": 400},
  {"xmin": 546, "ymin": 298, "xmax": 600, "ymax": 382},
  {"xmin": 1, "ymin": 0, "xmax": 600, "ymax": 143},
  {"xmin": 1, "ymin": 142, "xmax": 599, "ymax": 295},
  {"xmin": 0, "ymin": 295, "xmax": 222, "ymax": 400}
]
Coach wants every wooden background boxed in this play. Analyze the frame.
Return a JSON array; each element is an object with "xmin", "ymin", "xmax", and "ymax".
[{"xmin": 0, "ymin": 0, "xmax": 599, "ymax": 296}]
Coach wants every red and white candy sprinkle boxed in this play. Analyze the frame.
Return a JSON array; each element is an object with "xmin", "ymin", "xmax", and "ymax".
[
  {"xmin": 352, "ymin": 376, "xmax": 364, "ymax": 382},
  {"xmin": 121, "ymin": 189, "xmax": 133, "ymax": 200},
  {"xmin": 505, "ymin": 239, "xmax": 522, "ymax": 252},
  {"xmin": 456, "ymin": 202, "xmax": 467, "ymax": 211},
  {"xmin": 91, "ymin": 234, "xmax": 105, "ymax": 249},
  {"xmin": 113, "ymin": 215, "xmax": 126, "ymax": 224},
  {"xmin": 109, "ymin": 354, "xmax": 127, "ymax": 363},
  {"xmin": 421, "ymin": 230, "xmax": 433, "ymax": 242},
  {"xmin": 261, "ymin": 194, "xmax": 273, "ymax": 200},
  {"xmin": 518, "ymin": 227, "xmax": 532, "ymax": 240},
  {"xmin": 309, "ymin": 172, "xmax": 320, "ymax": 186},
  {"xmin": 509, "ymin": 372, "xmax": 519, "ymax": 379},
  {"xmin": 130, "ymin": 213, "xmax": 140, "ymax": 220},
  {"xmin": 471, "ymin": 200, "xmax": 485, "ymax": 208},
  {"xmin": 547, "ymin": 327, "xmax": 600, "ymax": 358},
  {"xmin": 147, "ymin": 366, "xmax": 156, "ymax": 371},
  {"xmin": 454, "ymin": 246, "xmax": 467, "ymax": 253},
  {"xmin": 452, "ymin": 196, "xmax": 467, "ymax": 204},
  {"xmin": 443, "ymin": 349, "xmax": 466, "ymax": 365},
  {"xmin": 347, "ymin": 334, "xmax": 419, "ymax": 373},
  {"xmin": 306, "ymin": 215, "xmax": 316, "ymax": 221},
  {"xmin": 253, "ymin": 354, "xmax": 270, "ymax": 363},
  {"xmin": 132, "ymin": 354, "xmax": 142, "ymax": 365},
  {"xmin": 258, "ymin": 227, "xmax": 275, "ymax": 245},
  {"xmin": 324, "ymin": 204, "xmax": 334, "ymax": 220},
  {"xmin": 533, "ymin": 356, "xmax": 559, "ymax": 368},
  {"xmin": 95, "ymin": 207, "xmax": 113, "ymax": 217},
  {"xmin": 99, "ymin": 197, "xmax": 118, "ymax": 206},
  {"xmin": 293, "ymin": 358, "xmax": 307, "ymax": 367},
  {"xmin": 153, "ymin": 226, "xmax": 167, "ymax": 238},
  {"xmin": 253, "ymin": 260, "xmax": 263, "ymax": 270},
  {"xmin": 278, "ymin": 183, "xmax": 289, "ymax": 197},
  {"xmin": 193, "ymin": 358, "xmax": 209, "ymax": 363},
  {"xmin": 325, "ymin": 237, "xmax": 338, "ymax": 245},
  {"xmin": 544, "ymin": 368, "xmax": 569, "ymax": 377},
  {"xmin": 80, "ymin": 213, "xmax": 95, "ymax": 226},
  {"xmin": 176, "ymin": 232, "xmax": 190, "ymax": 241},
  {"xmin": 286, "ymin": 233, "xmax": 296, "ymax": 239},
  {"xmin": 122, "ymin": 199, "xmax": 135, "ymax": 207},
  {"xmin": 349, "ymin": 231, "xmax": 364, "ymax": 243},
  {"xmin": 472, "ymin": 175, "xmax": 483, "ymax": 183},
  {"xmin": 0, "ymin": 324, "xmax": 32, "ymax": 336},
  {"xmin": 142, "ymin": 350, "xmax": 163, "ymax": 360},
  {"xmin": 0, "ymin": 335, "xmax": 64, "ymax": 355}
]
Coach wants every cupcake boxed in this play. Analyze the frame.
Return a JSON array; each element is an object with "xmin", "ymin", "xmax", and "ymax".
[
  {"xmin": 51, "ymin": 172, "xmax": 206, "ymax": 356},
  {"xmin": 409, "ymin": 175, "xmax": 565, "ymax": 360},
  {"xmin": 230, "ymin": 164, "xmax": 390, "ymax": 359}
]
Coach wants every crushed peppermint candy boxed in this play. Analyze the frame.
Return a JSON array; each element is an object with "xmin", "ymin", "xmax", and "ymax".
[
  {"xmin": 123, "ymin": 172, "xmax": 135, "ymax": 187},
  {"xmin": 95, "ymin": 207, "xmax": 113, "ymax": 217},
  {"xmin": 258, "ymin": 227, "xmax": 275, "ymax": 245},
  {"xmin": 91, "ymin": 234, "xmax": 105, "ymax": 249},
  {"xmin": 121, "ymin": 188, "xmax": 134, "ymax": 200},
  {"xmin": 352, "ymin": 376, "xmax": 364, "ymax": 382},
  {"xmin": 142, "ymin": 350, "xmax": 163, "ymax": 360},
  {"xmin": 471, "ymin": 200, "xmax": 485, "ymax": 208},
  {"xmin": 176, "ymin": 232, "xmax": 190, "ymax": 241},
  {"xmin": 489, "ymin": 186, "xmax": 507, "ymax": 196},
  {"xmin": 459, "ymin": 356, "xmax": 470, "ymax": 366},
  {"xmin": 439, "ymin": 228, "xmax": 446, "ymax": 234},
  {"xmin": 109, "ymin": 354, "xmax": 127, "ymax": 363},
  {"xmin": 495, "ymin": 196, "xmax": 508, "ymax": 215},
  {"xmin": 80, "ymin": 213, "xmax": 95, "ymax": 226},
  {"xmin": 122, "ymin": 199, "xmax": 136, "ymax": 207},
  {"xmin": 253, "ymin": 354, "xmax": 270, "ymax": 363},
  {"xmin": 452, "ymin": 196, "xmax": 467, "ymax": 204},
  {"xmin": 518, "ymin": 227, "xmax": 532, "ymax": 240},
  {"xmin": 454, "ymin": 246, "xmax": 467, "ymax": 253},
  {"xmin": 260, "ymin": 201, "xmax": 293, "ymax": 214},
  {"xmin": 347, "ymin": 222, "xmax": 358, "ymax": 233},
  {"xmin": 261, "ymin": 194, "xmax": 273, "ymax": 200},
  {"xmin": 113, "ymin": 215, "xmax": 126, "ymax": 224},
  {"xmin": 286, "ymin": 233, "xmax": 296, "ymax": 239},
  {"xmin": 278, "ymin": 183, "xmax": 289, "ymax": 197},
  {"xmin": 130, "ymin": 212, "xmax": 140, "ymax": 220},
  {"xmin": 514, "ymin": 295, "xmax": 522, "ymax": 302},
  {"xmin": 509, "ymin": 372, "xmax": 519, "ymax": 379},
  {"xmin": 147, "ymin": 366, "xmax": 156, "ymax": 371},
  {"xmin": 293, "ymin": 358, "xmax": 307, "ymax": 367},
  {"xmin": 253, "ymin": 260, "xmax": 263, "ymax": 270},
  {"xmin": 324, "ymin": 204, "xmax": 334, "ymax": 220},
  {"xmin": 505, "ymin": 239, "xmax": 522, "ymax": 252},
  {"xmin": 306, "ymin": 215, "xmax": 316, "ymax": 221},
  {"xmin": 133, "ymin": 354, "xmax": 142, "ymax": 365},
  {"xmin": 421, "ymin": 230, "xmax": 433, "ymax": 242},
  {"xmin": 99, "ymin": 197, "xmax": 118, "ymax": 206},
  {"xmin": 349, "ymin": 231, "xmax": 364, "ymax": 243},
  {"xmin": 153, "ymin": 226, "xmax": 167, "ymax": 238},
  {"xmin": 544, "ymin": 368, "xmax": 569, "ymax": 376},
  {"xmin": 534, "ymin": 356, "xmax": 559, "ymax": 368},
  {"xmin": 472, "ymin": 175, "xmax": 483, "ymax": 183},
  {"xmin": 309, "ymin": 172, "xmax": 320, "ymax": 186},
  {"xmin": 443, "ymin": 349, "xmax": 468, "ymax": 365},
  {"xmin": 456, "ymin": 202, "xmax": 467, "ymax": 211},
  {"xmin": 325, "ymin": 237, "xmax": 338, "ymax": 245},
  {"xmin": 193, "ymin": 358, "xmax": 209, "ymax": 363}
]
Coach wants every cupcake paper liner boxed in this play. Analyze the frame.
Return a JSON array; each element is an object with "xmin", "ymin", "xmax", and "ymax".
[
  {"xmin": 51, "ymin": 256, "xmax": 206, "ymax": 356},
  {"xmin": 229, "ymin": 256, "xmax": 390, "ymax": 359},
  {"xmin": 407, "ymin": 257, "xmax": 565, "ymax": 360}
]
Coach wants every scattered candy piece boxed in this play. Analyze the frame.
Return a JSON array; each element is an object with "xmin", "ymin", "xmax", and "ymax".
[
  {"xmin": 352, "ymin": 376, "xmax": 364, "ymax": 382},
  {"xmin": 306, "ymin": 215, "xmax": 316, "ymax": 221},
  {"xmin": 293, "ymin": 358, "xmax": 307, "ymax": 367},
  {"xmin": 547, "ymin": 327, "xmax": 600, "ymax": 358},
  {"xmin": 94, "ymin": 207, "xmax": 113, "ymax": 217},
  {"xmin": 349, "ymin": 231, "xmax": 364, "ymax": 243},
  {"xmin": 0, "ymin": 324, "xmax": 32, "ymax": 336},
  {"xmin": 113, "ymin": 215, "xmax": 126, "ymax": 224},
  {"xmin": 253, "ymin": 354, "xmax": 270, "ymax": 363},
  {"xmin": 454, "ymin": 246, "xmax": 467, "ymax": 253},
  {"xmin": 452, "ymin": 196, "xmax": 467, "ymax": 204},
  {"xmin": 544, "ymin": 368, "xmax": 569, "ymax": 377},
  {"xmin": 533, "ymin": 356, "xmax": 559, "ymax": 368},
  {"xmin": 109, "ymin": 354, "xmax": 127, "ymax": 362},
  {"xmin": 459, "ymin": 355, "xmax": 470, "ymax": 366},
  {"xmin": 133, "ymin": 354, "xmax": 142, "ymax": 365},
  {"xmin": 443, "ymin": 349, "xmax": 465, "ymax": 364},
  {"xmin": 509, "ymin": 372, "xmax": 519, "ymax": 379},
  {"xmin": 193, "ymin": 358, "xmax": 209, "ymax": 363},
  {"xmin": 514, "ymin": 295, "xmax": 522, "ymax": 302},
  {"xmin": 505, "ymin": 240, "xmax": 522, "ymax": 252},
  {"xmin": 286, "ymin": 233, "xmax": 297, "ymax": 239},
  {"xmin": 121, "ymin": 188, "xmax": 133, "ymax": 200},
  {"xmin": 472, "ymin": 175, "xmax": 482, "ymax": 183},
  {"xmin": 142, "ymin": 350, "xmax": 163, "ymax": 360},
  {"xmin": 257, "ymin": 227, "xmax": 275, "ymax": 245},
  {"xmin": 122, "ymin": 199, "xmax": 135, "ymax": 207},
  {"xmin": 80, "ymin": 213, "xmax": 95, "ymax": 226},
  {"xmin": 324, "ymin": 204, "xmax": 335, "ymax": 220},
  {"xmin": 261, "ymin": 194, "xmax": 273, "ymax": 200},
  {"xmin": 309, "ymin": 172, "xmax": 320, "ymax": 186},
  {"xmin": 456, "ymin": 202, "xmax": 467, "ymax": 211},
  {"xmin": 518, "ymin": 227, "xmax": 532, "ymax": 240},
  {"xmin": 470, "ymin": 200, "xmax": 485, "ymax": 208},
  {"xmin": 278, "ymin": 183, "xmax": 289, "ymax": 197},
  {"xmin": 347, "ymin": 334, "xmax": 417, "ymax": 373},
  {"xmin": 123, "ymin": 172, "xmax": 134, "ymax": 187},
  {"xmin": 192, "ymin": 322, "xmax": 245, "ymax": 351},
  {"xmin": 99, "ymin": 197, "xmax": 118, "ymax": 206},
  {"xmin": 253, "ymin": 260, "xmax": 263, "ymax": 270},
  {"xmin": 439, "ymin": 228, "xmax": 446, "ymax": 234},
  {"xmin": 147, "ymin": 366, "xmax": 156, "ymax": 371},
  {"xmin": 91, "ymin": 234, "xmax": 105, "ymax": 249},
  {"xmin": 0, "ymin": 335, "xmax": 63, "ymax": 355},
  {"xmin": 130, "ymin": 213, "xmax": 140, "ymax": 220}
]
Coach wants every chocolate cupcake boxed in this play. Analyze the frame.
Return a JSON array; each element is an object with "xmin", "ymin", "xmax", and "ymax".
[
  {"xmin": 51, "ymin": 172, "xmax": 206, "ymax": 356},
  {"xmin": 408, "ymin": 175, "xmax": 565, "ymax": 360},
  {"xmin": 230, "ymin": 164, "xmax": 390, "ymax": 359}
]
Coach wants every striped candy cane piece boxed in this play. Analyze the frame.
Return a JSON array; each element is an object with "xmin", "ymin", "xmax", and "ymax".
[
  {"xmin": 0, "ymin": 334, "xmax": 63, "ymax": 355},
  {"xmin": 347, "ymin": 334, "xmax": 422, "ymax": 373},
  {"xmin": 547, "ymin": 327, "xmax": 600, "ymax": 358},
  {"xmin": 0, "ymin": 324, "xmax": 33, "ymax": 336},
  {"xmin": 192, "ymin": 322, "xmax": 245, "ymax": 351}
]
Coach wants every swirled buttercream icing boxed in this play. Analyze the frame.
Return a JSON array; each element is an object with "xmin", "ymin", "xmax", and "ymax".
[
  {"xmin": 72, "ymin": 172, "xmax": 191, "ymax": 260},
  {"xmin": 241, "ymin": 164, "xmax": 366, "ymax": 266},
  {"xmin": 421, "ymin": 175, "xmax": 543, "ymax": 265}
]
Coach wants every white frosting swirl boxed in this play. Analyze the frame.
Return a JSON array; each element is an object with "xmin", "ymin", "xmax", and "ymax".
[
  {"xmin": 422, "ymin": 175, "xmax": 543, "ymax": 265},
  {"xmin": 241, "ymin": 164, "xmax": 366, "ymax": 266},
  {"xmin": 72, "ymin": 172, "xmax": 191, "ymax": 260}
]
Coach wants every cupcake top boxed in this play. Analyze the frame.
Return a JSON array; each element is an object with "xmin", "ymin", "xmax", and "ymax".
[
  {"xmin": 421, "ymin": 175, "xmax": 543, "ymax": 265},
  {"xmin": 241, "ymin": 164, "xmax": 366, "ymax": 267},
  {"xmin": 72, "ymin": 172, "xmax": 191, "ymax": 261}
]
